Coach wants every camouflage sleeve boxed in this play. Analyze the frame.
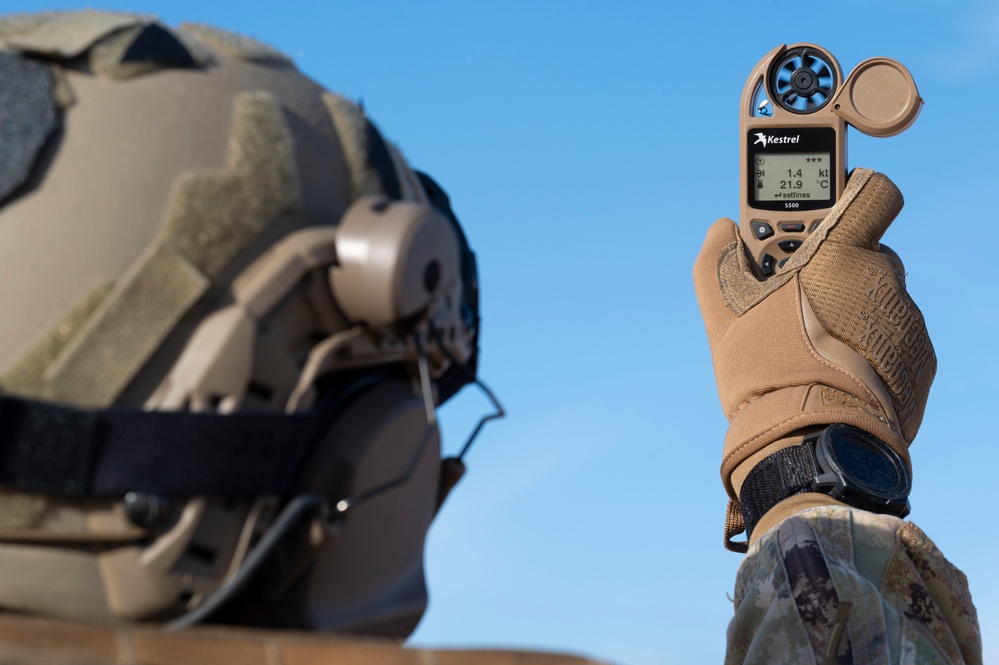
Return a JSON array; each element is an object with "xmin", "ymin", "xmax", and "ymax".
[{"xmin": 726, "ymin": 506, "xmax": 982, "ymax": 665}]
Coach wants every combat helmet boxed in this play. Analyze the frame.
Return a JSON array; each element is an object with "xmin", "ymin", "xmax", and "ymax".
[{"xmin": 0, "ymin": 10, "xmax": 483, "ymax": 637}]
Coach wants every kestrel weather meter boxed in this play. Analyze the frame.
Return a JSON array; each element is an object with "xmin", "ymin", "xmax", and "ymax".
[{"xmin": 740, "ymin": 44, "xmax": 922, "ymax": 276}]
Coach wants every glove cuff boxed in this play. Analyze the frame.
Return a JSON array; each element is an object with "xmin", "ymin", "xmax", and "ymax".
[{"xmin": 720, "ymin": 383, "xmax": 909, "ymax": 501}]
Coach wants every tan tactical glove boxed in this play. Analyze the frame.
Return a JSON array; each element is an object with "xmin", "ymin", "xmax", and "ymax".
[{"xmin": 693, "ymin": 169, "xmax": 936, "ymax": 551}]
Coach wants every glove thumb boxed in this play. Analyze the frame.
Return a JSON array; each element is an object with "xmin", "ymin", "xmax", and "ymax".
[{"xmin": 693, "ymin": 217, "xmax": 742, "ymax": 329}]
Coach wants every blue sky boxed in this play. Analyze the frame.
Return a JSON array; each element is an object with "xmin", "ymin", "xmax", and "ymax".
[{"xmin": 7, "ymin": 2, "xmax": 999, "ymax": 663}]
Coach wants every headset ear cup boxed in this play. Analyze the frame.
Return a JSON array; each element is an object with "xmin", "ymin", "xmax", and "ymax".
[
  {"xmin": 219, "ymin": 376, "xmax": 440, "ymax": 636},
  {"xmin": 330, "ymin": 196, "xmax": 461, "ymax": 328}
]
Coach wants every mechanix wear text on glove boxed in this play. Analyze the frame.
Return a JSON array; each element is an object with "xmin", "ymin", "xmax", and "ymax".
[{"xmin": 693, "ymin": 168, "xmax": 935, "ymax": 550}]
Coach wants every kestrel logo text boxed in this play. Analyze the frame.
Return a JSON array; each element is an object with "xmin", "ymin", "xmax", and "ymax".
[{"xmin": 753, "ymin": 133, "xmax": 800, "ymax": 148}]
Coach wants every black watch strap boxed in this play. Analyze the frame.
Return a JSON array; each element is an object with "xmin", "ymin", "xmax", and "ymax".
[{"xmin": 739, "ymin": 442, "xmax": 818, "ymax": 541}]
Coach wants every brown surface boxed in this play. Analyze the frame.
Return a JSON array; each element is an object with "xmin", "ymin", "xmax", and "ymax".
[{"xmin": 0, "ymin": 613, "xmax": 607, "ymax": 665}]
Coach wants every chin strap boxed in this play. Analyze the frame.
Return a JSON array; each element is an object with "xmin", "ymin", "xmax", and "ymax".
[{"xmin": 0, "ymin": 384, "xmax": 369, "ymax": 499}]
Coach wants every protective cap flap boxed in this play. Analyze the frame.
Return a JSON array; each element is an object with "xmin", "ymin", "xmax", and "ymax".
[{"xmin": 832, "ymin": 57, "xmax": 922, "ymax": 137}]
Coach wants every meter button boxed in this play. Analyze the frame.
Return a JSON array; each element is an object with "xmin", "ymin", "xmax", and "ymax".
[
  {"xmin": 778, "ymin": 239, "xmax": 802, "ymax": 253},
  {"xmin": 760, "ymin": 253, "xmax": 776, "ymax": 276},
  {"xmin": 778, "ymin": 222, "xmax": 805, "ymax": 233},
  {"xmin": 752, "ymin": 221, "xmax": 775, "ymax": 240},
  {"xmin": 777, "ymin": 258, "xmax": 790, "ymax": 269},
  {"xmin": 809, "ymin": 219, "xmax": 823, "ymax": 232}
]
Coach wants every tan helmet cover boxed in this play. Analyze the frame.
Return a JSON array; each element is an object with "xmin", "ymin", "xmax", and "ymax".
[{"xmin": 0, "ymin": 10, "xmax": 474, "ymax": 634}]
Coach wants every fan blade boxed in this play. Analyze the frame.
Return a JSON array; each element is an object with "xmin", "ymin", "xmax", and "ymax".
[{"xmin": 812, "ymin": 60, "xmax": 832, "ymax": 78}]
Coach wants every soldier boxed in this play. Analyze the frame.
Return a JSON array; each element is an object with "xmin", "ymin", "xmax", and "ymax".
[
  {"xmin": 695, "ymin": 169, "xmax": 983, "ymax": 663},
  {"xmin": 0, "ymin": 9, "xmax": 604, "ymax": 664}
]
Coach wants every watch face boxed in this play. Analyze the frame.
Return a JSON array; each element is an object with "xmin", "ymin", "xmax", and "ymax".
[{"xmin": 822, "ymin": 425, "xmax": 910, "ymax": 500}]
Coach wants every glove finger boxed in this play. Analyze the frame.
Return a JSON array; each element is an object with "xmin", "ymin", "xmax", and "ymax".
[
  {"xmin": 802, "ymin": 244, "xmax": 935, "ymax": 443},
  {"xmin": 824, "ymin": 170, "xmax": 903, "ymax": 250}
]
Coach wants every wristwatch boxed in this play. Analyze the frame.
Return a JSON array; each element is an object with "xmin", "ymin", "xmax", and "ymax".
[{"xmin": 739, "ymin": 423, "xmax": 911, "ymax": 540}]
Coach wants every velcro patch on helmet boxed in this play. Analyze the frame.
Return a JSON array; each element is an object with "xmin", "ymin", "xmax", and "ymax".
[
  {"xmin": 1, "ymin": 11, "xmax": 207, "ymax": 82},
  {"xmin": 0, "ymin": 282, "xmax": 112, "ymax": 401},
  {"xmin": 2, "ymin": 10, "xmax": 145, "ymax": 59},
  {"xmin": 165, "ymin": 91, "xmax": 303, "ymax": 278},
  {"xmin": 323, "ymin": 93, "xmax": 403, "ymax": 201},
  {"xmin": 0, "ymin": 51, "xmax": 60, "ymax": 206},
  {"xmin": 0, "ymin": 488, "xmax": 49, "ymax": 530},
  {"xmin": 178, "ymin": 23, "xmax": 293, "ymax": 66},
  {"xmin": 0, "ymin": 12, "xmax": 57, "ymax": 40},
  {"xmin": 21, "ymin": 91, "xmax": 302, "ymax": 407},
  {"xmin": 44, "ymin": 246, "xmax": 210, "ymax": 407}
]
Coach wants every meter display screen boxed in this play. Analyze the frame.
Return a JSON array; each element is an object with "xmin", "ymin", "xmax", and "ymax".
[
  {"xmin": 746, "ymin": 126, "xmax": 837, "ymax": 211},
  {"xmin": 753, "ymin": 153, "xmax": 832, "ymax": 203}
]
